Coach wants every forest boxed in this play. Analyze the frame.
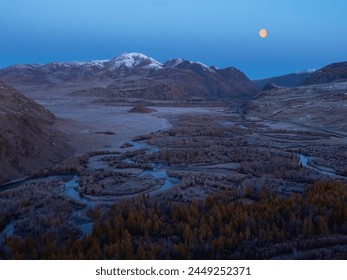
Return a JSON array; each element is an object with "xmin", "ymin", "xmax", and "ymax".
[{"xmin": 1, "ymin": 180, "xmax": 346, "ymax": 259}]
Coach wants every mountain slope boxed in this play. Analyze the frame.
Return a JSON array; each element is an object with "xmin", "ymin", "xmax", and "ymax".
[
  {"xmin": 302, "ymin": 62, "xmax": 347, "ymax": 85},
  {"xmin": 251, "ymin": 82, "xmax": 347, "ymax": 135},
  {"xmin": 0, "ymin": 81, "xmax": 72, "ymax": 184}
]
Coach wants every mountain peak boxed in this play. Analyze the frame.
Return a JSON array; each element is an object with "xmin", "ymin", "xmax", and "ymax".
[
  {"xmin": 109, "ymin": 53, "xmax": 163, "ymax": 70},
  {"xmin": 117, "ymin": 52, "xmax": 151, "ymax": 59},
  {"xmin": 163, "ymin": 58, "xmax": 186, "ymax": 68}
]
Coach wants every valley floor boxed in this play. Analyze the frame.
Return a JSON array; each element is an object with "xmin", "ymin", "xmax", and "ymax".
[{"xmin": 0, "ymin": 87, "xmax": 346, "ymax": 259}]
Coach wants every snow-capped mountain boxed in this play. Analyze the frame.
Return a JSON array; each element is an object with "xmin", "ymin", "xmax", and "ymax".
[
  {"xmin": 0, "ymin": 53, "xmax": 259, "ymax": 99},
  {"xmin": 0, "ymin": 53, "xmax": 165, "ymax": 83}
]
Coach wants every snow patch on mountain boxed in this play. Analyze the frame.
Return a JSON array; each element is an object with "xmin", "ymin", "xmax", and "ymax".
[
  {"xmin": 9, "ymin": 64, "xmax": 41, "ymax": 70},
  {"xmin": 5, "ymin": 54, "xmax": 220, "ymax": 75},
  {"xmin": 108, "ymin": 53, "xmax": 163, "ymax": 70},
  {"xmin": 168, "ymin": 58, "xmax": 185, "ymax": 68},
  {"xmin": 46, "ymin": 60, "xmax": 108, "ymax": 69},
  {"xmin": 194, "ymin": 62, "xmax": 216, "ymax": 73},
  {"xmin": 297, "ymin": 69, "xmax": 316, "ymax": 74}
]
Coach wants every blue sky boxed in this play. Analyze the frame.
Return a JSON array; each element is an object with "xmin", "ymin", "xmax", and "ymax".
[{"xmin": 1, "ymin": 0, "xmax": 346, "ymax": 79}]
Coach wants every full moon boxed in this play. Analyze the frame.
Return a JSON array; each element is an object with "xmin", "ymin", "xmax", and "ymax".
[{"xmin": 259, "ymin": 29, "xmax": 268, "ymax": 38}]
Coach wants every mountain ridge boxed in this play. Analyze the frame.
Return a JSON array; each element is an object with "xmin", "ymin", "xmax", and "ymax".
[
  {"xmin": 0, "ymin": 53, "xmax": 258, "ymax": 100},
  {"xmin": 253, "ymin": 70, "xmax": 315, "ymax": 88},
  {"xmin": 302, "ymin": 62, "xmax": 347, "ymax": 85}
]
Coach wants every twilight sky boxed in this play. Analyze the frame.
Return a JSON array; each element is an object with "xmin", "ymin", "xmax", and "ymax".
[{"xmin": 1, "ymin": 0, "xmax": 346, "ymax": 79}]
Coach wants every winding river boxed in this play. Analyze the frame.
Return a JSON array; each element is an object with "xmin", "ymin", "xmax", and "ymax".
[{"xmin": 0, "ymin": 140, "xmax": 180, "ymax": 238}]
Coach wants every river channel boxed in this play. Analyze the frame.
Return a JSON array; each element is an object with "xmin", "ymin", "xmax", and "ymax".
[
  {"xmin": 0, "ymin": 140, "xmax": 180, "ymax": 238},
  {"xmin": 299, "ymin": 153, "xmax": 347, "ymax": 179}
]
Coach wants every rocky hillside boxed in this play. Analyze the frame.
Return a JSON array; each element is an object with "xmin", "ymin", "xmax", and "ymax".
[{"xmin": 0, "ymin": 81, "xmax": 72, "ymax": 184}]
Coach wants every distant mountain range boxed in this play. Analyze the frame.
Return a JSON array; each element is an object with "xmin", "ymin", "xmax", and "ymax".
[
  {"xmin": 0, "ymin": 54, "xmax": 346, "ymax": 100},
  {"xmin": 0, "ymin": 53, "xmax": 258, "ymax": 100},
  {"xmin": 0, "ymin": 81, "xmax": 71, "ymax": 184},
  {"xmin": 253, "ymin": 70, "xmax": 315, "ymax": 89},
  {"xmin": 254, "ymin": 61, "xmax": 347, "ymax": 90}
]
